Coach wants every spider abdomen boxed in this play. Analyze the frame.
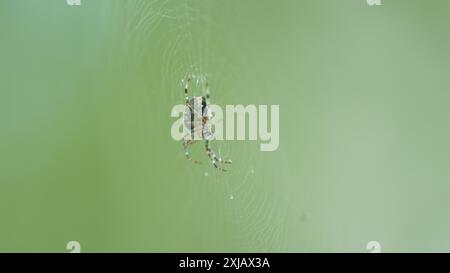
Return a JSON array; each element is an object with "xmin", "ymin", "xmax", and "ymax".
[{"xmin": 184, "ymin": 96, "xmax": 210, "ymax": 139}]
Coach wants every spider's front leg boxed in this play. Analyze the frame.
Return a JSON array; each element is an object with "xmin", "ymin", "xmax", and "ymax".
[
  {"xmin": 205, "ymin": 140, "xmax": 232, "ymax": 172},
  {"xmin": 203, "ymin": 81, "xmax": 211, "ymax": 104},
  {"xmin": 183, "ymin": 138, "xmax": 201, "ymax": 165},
  {"xmin": 184, "ymin": 75, "xmax": 191, "ymax": 104}
]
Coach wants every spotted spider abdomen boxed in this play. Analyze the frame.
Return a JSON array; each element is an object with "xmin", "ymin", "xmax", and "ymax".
[{"xmin": 184, "ymin": 96, "xmax": 210, "ymax": 140}]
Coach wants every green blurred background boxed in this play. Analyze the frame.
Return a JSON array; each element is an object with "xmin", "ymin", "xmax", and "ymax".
[{"xmin": 1, "ymin": 0, "xmax": 450, "ymax": 252}]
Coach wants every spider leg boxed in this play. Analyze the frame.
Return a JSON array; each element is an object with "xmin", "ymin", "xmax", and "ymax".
[
  {"xmin": 203, "ymin": 81, "xmax": 211, "ymax": 104},
  {"xmin": 213, "ymin": 152, "xmax": 232, "ymax": 164},
  {"xmin": 184, "ymin": 75, "xmax": 191, "ymax": 104},
  {"xmin": 205, "ymin": 140, "xmax": 232, "ymax": 172},
  {"xmin": 208, "ymin": 140, "xmax": 232, "ymax": 164},
  {"xmin": 183, "ymin": 138, "xmax": 201, "ymax": 164}
]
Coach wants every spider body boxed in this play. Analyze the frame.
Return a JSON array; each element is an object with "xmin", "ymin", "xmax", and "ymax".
[
  {"xmin": 182, "ymin": 75, "xmax": 231, "ymax": 171},
  {"xmin": 183, "ymin": 96, "xmax": 212, "ymax": 141}
]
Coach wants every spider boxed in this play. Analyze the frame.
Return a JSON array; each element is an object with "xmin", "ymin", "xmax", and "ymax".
[{"xmin": 182, "ymin": 75, "xmax": 232, "ymax": 171}]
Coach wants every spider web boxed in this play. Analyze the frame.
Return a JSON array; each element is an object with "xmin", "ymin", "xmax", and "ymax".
[{"xmin": 112, "ymin": 0, "xmax": 288, "ymax": 252}]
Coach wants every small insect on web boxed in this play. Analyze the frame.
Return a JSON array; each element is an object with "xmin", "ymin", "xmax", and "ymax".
[{"xmin": 182, "ymin": 74, "xmax": 232, "ymax": 171}]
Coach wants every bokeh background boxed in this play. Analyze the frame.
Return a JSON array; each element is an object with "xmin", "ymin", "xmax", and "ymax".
[{"xmin": 1, "ymin": 0, "xmax": 450, "ymax": 252}]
